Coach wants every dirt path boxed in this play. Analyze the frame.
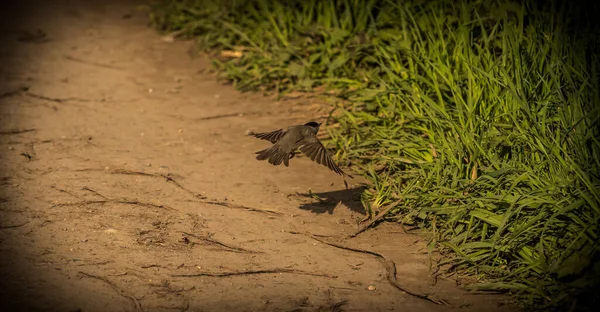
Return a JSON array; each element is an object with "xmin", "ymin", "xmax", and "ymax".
[{"xmin": 0, "ymin": 1, "xmax": 516, "ymax": 311}]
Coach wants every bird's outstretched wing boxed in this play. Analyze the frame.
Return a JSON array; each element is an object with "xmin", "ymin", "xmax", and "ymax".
[
  {"xmin": 250, "ymin": 129, "xmax": 287, "ymax": 144},
  {"xmin": 297, "ymin": 134, "xmax": 352, "ymax": 177}
]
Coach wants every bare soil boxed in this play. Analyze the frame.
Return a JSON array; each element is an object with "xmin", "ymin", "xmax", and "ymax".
[{"xmin": 0, "ymin": 1, "xmax": 518, "ymax": 311}]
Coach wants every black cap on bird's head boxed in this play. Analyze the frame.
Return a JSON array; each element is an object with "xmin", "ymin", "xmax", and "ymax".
[{"xmin": 304, "ymin": 121, "xmax": 321, "ymax": 128}]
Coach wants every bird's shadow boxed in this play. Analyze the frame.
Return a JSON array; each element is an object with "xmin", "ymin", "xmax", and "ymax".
[{"xmin": 295, "ymin": 185, "xmax": 367, "ymax": 215}]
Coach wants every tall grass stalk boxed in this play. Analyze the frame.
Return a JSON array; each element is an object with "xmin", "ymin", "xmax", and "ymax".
[{"xmin": 148, "ymin": 0, "xmax": 600, "ymax": 309}]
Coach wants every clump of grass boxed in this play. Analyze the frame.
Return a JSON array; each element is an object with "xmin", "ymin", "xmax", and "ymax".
[{"xmin": 147, "ymin": 0, "xmax": 600, "ymax": 310}]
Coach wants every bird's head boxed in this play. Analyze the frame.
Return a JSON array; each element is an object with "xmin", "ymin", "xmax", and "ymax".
[{"xmin": 304, "ymin": 121, "xmax": 321, "ymax": 129}]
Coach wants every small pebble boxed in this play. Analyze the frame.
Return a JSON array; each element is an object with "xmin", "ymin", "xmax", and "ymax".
[
  {"xmin": 161, "ymin": 35, "xmax": 174, "ymax": 43},
  {"xmin": 368, "ymin": 285, "xmax": 376, "ymax": 291}
]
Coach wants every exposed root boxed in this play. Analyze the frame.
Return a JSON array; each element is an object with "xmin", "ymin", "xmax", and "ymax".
[
  {"xmin": 171, "ymin": 268, "xmax": 337, "ymax": 279},
  {"xmin": 0, "ymin": 128, "xmax": 36, "ymax": 135},
  {"xmin": 350, "ymin": 199, "xmax": 403, "ymax": 238},
  {"xmin": 77, "ymin": 272, "xmax": 142, "ymax": 311},
  {"xmin": 288, "ymin": 231, "xmax": 450, "ymax": 306},
  {"xmin": 180, "ymin": 231, "xmax": 262, "ymax": 253},
  {"xmin": 52, "ymin": 199, "xmax": 177, "ymax": 211}
]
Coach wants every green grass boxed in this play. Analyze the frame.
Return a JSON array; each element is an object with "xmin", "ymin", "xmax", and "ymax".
[{"xmin": 147, "ymin": 0, "xmax": 600, "ymax": 310}]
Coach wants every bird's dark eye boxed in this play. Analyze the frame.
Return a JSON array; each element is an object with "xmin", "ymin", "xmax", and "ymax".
[{"xmin": 304, "ymin": 121, "xmax": 320, "ymax": 127}]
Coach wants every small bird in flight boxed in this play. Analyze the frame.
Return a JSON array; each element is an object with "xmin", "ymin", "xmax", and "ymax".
[{"xmin": 248, "ymin": 121, "xmax": 353, "ymax": 178}]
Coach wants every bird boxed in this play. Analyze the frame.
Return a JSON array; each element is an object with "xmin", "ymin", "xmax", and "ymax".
[{"xmin": 248, "ymin": 121, "xmax": 353, "ymax": 178}]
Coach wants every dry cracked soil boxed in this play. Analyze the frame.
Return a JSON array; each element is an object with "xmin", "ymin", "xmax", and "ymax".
[{"xmin": 0, "ymin": 1, "xmax": 519, "ymax": 311}]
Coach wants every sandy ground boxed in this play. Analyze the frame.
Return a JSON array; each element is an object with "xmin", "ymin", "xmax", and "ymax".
[{"xmin": 0, "ymin": 1, "xmax": 518, "ymax": 311}]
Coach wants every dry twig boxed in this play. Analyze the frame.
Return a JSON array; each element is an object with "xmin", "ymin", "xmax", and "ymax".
[
  {"xmin": 289, "ymin": 231, "xmax": 450, "ymax": 306},
  {"xmin": 350, "ymin": 199, "xmax": 403, "ymax": 238},
  {"xmin": 0, "ymin": 221, "xmax": 30, "ymax": 229},
  {"xmin": 180, "ymin": 231, "xmax": 262, "ymax": 253},
  {"xmin": 82, "ymin": 186, "xmax": 110, "ymax": 199},
  {"xmin": 110, "ymin": 169, "xmax": 205, "ymax": 199},
  {"xmin": 78, "ymin": 272, "xmax": 142, "ymax": 311},
  {"xmin": 52, "ymin": 199, "xmax": 177, "ymax": 211},
  {"xmin": 0, "ymin": 128, "xmax": 36, "ymax": 135}
]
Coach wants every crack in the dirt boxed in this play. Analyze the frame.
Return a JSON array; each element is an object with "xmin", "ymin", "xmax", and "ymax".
[
  {"xmin": 180, "ymin": 231, "xmax": 262, "ymax": 254},
  {"xmin": 288, "ymin": 231, "xmax": 451, "ymax": 307},
  {"xmin": 171, "ymin": 268, "xmax": 337, "ymax": 279},
  {"xmin": 63, "ymin": 54, "xmax": 126, "ymax": 70},
  {"xmin": 77, "ymin": 272, "xmax": 142, "ymax": 311}
]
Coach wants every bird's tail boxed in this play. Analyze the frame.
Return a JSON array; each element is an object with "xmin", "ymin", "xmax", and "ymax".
[{"xmin": 256, "ymin": 146, "xmax": 290, "ymax": 167}]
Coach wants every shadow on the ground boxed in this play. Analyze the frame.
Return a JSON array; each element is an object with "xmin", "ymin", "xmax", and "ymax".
[{"xmin": 296, "ymin": 185, "xmax": 367, "ymax": 215}]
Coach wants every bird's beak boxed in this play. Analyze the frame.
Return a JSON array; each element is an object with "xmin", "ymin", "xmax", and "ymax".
[{"xmin": 318, "ymin": 123, "xmax": 322, "ymax": 126}]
